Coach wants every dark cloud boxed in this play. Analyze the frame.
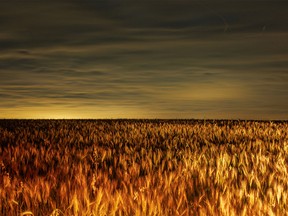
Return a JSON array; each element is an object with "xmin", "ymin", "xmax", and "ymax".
[{"xmin": 0, "ymin": 0, "xmax": 288, "ymax": 119}]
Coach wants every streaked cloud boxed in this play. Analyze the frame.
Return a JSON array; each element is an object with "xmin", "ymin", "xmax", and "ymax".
[{"xmin": 0, "ymin": 0, "xmax": 288, "ymax": 119}]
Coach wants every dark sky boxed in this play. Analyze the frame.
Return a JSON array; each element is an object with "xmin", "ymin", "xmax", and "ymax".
[{"xmin": 1, "ymin": 0, "xmax": 288, "ymax": 119}]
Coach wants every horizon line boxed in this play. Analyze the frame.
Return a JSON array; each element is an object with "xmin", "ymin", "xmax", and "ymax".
[{"xmin": 1, "ymin": 118, "xmax": 288, "ymax": 122}]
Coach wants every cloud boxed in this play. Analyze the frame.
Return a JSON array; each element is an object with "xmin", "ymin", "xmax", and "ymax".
[
  {"xmin": 168, "ymin": 83, "xmax": 248, "ymax": 101},
  {"xmin": 0, "ymin": 0, "xmax": 288, "ymax": 119}
]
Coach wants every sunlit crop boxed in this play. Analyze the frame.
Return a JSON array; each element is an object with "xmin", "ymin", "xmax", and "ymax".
[{"xmin": 1, "ymin": 119, "xmax": 288, "ymax": 215}]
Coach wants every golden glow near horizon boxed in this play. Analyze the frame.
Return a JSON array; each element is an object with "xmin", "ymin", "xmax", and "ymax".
[
  {"xmin": 1, "ymin": 1, "xmax": 288, "ymax": 119},
  {"xmin": 0, "ymin": 105, "xmax": 155, "ymax": 119},
  {"xmin": 0, "ymin": 105, "xmax": 285, "ymax": 120}
]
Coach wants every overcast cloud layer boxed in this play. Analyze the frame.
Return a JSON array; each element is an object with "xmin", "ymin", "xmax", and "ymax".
[{"xmin": 1, "ymin": 0, "xmax": 288, "ymax": 119}]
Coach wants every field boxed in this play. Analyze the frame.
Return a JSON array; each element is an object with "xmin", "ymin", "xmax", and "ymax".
[{"xmin": 0, "ymin": 119, "xmax": 288, "ymax": 215}]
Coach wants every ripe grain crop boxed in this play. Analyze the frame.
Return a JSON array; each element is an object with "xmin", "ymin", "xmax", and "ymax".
[{"xmin": 0, "ymin": 119, "xmax": 288, "ymax": 215}]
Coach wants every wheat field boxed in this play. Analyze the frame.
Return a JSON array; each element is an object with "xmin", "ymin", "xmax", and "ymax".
[{"xmin": 0, "ymin": 119, "xmax": 288, "ymax": 215}]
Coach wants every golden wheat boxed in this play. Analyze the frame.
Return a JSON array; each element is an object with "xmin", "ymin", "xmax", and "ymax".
[{"xmin": 0, "ymin": 119, "xmax": 288, "ymax": 215}]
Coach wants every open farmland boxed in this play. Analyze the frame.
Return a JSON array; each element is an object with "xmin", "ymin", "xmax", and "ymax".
[{"xmin": 0, "ymin": 119, "xmax": 288, "ymax": 215}]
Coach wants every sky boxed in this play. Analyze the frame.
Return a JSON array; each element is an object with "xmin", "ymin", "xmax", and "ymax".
[{"xmin": 1, "ymin": 0, "xmax": 288, "ymax": 119}]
